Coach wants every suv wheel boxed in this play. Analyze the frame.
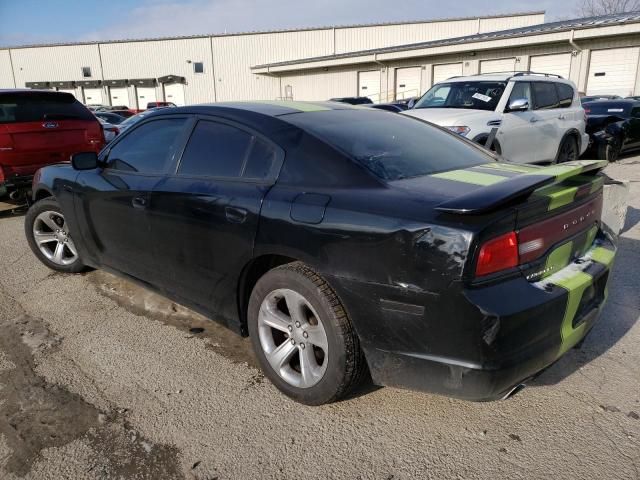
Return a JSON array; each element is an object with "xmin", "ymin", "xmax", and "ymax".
[
  {"xmin": 25, "ymin": 198, "xmax": 87, "ymax": 273},
  {"xmin": 557, "ymin": 136, "xmax": 579, "ymax": 163},
  {"xmin": 248, "ymin": 262, "xmax": 367, "ymax": 405}
]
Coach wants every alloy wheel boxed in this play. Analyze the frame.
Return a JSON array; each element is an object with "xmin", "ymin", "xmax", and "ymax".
[
  {"xmin": 257, "ymin": 288, "xmax": 329, "ymax": 389},
  {"xmin": 32, "ymin": 211, "xmax": 79, "ymax": 266},
  {"xmin": 558, "ymin": 138, "xmax": 578, "ymax": 163}
]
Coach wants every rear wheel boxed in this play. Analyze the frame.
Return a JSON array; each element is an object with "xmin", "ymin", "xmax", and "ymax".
[
  {"xmin": 247, "ymin": 262, "xmax": 367, "ymax": 405},
  {"xmin": 557, "ymin": 136, "xmax": 579, "ymax": 163},
  {"xmin": 25, "ymin": 198, "xmax": 87, "ymax": 273}
]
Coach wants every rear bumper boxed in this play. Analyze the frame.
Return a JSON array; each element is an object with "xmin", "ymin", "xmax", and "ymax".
[
  {"xmin": 328, "ymin": 238, "xmax": 616, "ymax": 401},
  {"xmin": 580, "ymin": 133, "xmax": 590, "ymax": 155}
]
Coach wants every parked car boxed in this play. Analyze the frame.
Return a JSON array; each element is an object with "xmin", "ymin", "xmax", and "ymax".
[
  {"xmin": 580, "ymin": 95, "xmax": 621, "ymax": 105},
  {"xmin": 0, "ymin": 89, "xmax": 104, "ymax": 200},
  {"xmin": 329, "ymin": 97, "xmax": 373, "ymax": 105},
  {"xmin": 403, "ymin": 73, "xmax": 589, "ymax": 164},
  {"xmin": 146, "ymin": 101, "xmax": 177, "ymax": 109},
  {"xmin": 108, "ymin": 109, "xmax": 136, "ymax": 118},
  {"xmin": 26, "ymin": 102, "xmax": 615, "ymax": 405},
  {"xmin": 95, "ymin": 112, "xmax": 126, "ymax": 125},
  {"xmin": 583, "ymin": 99, "xmax": 640, "ymax": 161},
  {"xmin": 626, "ymin": 96, "xmax": 640, "ymax": 100},
  {"xmin": 368, "ymin": 102, "xmax": 407, "ymax": 113},
  {"xmin": 97, "ymin": 117, "xmax": 119, "ymax": 143}
]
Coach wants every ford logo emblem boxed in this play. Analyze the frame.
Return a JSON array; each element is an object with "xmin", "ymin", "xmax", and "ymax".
[{"xmin": 43, "ymin": 121, "xmax": 59, "ymax": 129}]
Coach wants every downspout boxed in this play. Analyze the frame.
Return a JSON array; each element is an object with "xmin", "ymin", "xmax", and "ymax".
[
  {"xmin": 373, "ymin": 53, "xmax": 386, "ymax": 101},
  {"xmin": 569, "ymin": 29, "xmax": 582, "ymax": 52}
]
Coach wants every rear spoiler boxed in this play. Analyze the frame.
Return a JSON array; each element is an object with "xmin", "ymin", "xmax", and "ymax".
[{"xmin": 435, "ymin": 160, "xmax": 608, "ymax": 215}]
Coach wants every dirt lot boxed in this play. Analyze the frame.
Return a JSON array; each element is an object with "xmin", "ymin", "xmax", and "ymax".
[{"xmin": 0, "ymin": 158, "xmax": 639, "ymax": 480}]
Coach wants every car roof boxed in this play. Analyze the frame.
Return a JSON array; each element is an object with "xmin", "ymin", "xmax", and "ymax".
[{"xmin": 441, "ymin": 73, "xmax": 573, "ymax": 84}]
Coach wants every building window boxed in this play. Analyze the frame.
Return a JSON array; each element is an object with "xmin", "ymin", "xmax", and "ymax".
[
  {"xmin": 81, "ymin": 67, "xmax": 92, "ymax": 78},
  {"xmin": 193, "ymin": 62, "xmax": 204, "ymax": 74}
]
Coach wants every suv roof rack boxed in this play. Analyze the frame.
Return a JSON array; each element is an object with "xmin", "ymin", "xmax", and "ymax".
[
  {"xmin": 443, "ymin": 71, "xmax": 565, "ymax": 82},
  {"xmin": 510, "ymin": 71, "xmax": 564, "ymax": 79}
]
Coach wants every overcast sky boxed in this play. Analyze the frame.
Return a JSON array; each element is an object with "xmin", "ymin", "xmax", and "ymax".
[{"xmin": 0, "ymin": 0, "xmax": 582, "ymax": 47}]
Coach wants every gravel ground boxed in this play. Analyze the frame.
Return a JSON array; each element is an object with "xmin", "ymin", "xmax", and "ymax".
[{"xmin": 0, "ymin": 158, "xmax": 639, "ymax": 480}]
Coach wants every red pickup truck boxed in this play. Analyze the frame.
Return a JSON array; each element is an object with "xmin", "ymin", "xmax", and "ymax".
[{"xmin": 0, "ymin": 90, "xmax": 104, "ymax": 200}]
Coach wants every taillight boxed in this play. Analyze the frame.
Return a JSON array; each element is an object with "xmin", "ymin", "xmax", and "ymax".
[
  {"xmin": 0, "ymin": 165, "xmax": 4, "ymax": 184},
  {"xmin": 475, "ymin": 232, "xmax": 519, "ymax": 277}
]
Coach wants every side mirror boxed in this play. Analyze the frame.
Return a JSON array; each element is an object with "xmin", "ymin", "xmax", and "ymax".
[
  {"xmin": 407, "ymin": 98, "xmax": 416, "ymax": 109},
  {"xmin": 507, "ymin": 98, "xmax": 529, "ymax": 112},
  {"xmin": 71, "ymin": 152, "xmax": 99, "ymax": 170}
]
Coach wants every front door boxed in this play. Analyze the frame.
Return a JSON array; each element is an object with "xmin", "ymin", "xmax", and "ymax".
[
  {"xmin": 74, "ymin": 116, "xmax": 190, "ymax": 281},
  {"xmin": 148, "ymin": 117, "xmax": 283, "ymax": 326},
  {"xmin": 499, "ymin": 81, "xmax": 537, "ymax": 163}
]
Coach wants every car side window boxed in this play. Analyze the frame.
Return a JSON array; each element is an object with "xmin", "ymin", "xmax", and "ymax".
[
  {"xmin": 556, "ymin": 83, "xmax": 574, "ymax": 108},
  {"xmin": 508, "ymin": 81, "xmax": 532, "ymax": 109},
  {"xmin": 631, "ymin": 106, "xmax": 640, "ymax": 118},
  {"xmin": 532, "ymin": 82, "xmax": 560, "ymax": 110},
  {"xmin": 178, "ymin": 120, "xmax": 278, "ymax": 179},
  {"xmin": 106, "ymin": 118, "xmax": 187, "ymax": 174}
]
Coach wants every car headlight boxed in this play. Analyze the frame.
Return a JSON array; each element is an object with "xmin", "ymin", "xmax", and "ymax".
[{"xmin": 444, "ymin": 126, "xmax": 470, "ymax": 136}]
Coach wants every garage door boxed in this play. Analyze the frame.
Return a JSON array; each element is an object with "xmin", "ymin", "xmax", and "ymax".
[
  {"xmin": 529, "ymin": 53, "xmax": 572, "ymax": 79},
  {"xmin": 109, "ymin": 87, "xmax": 131, "ymax": 108},
  {"xmin": 56, "ymin": 88, "xmax": 76, "ymax": 98},
  {"xmin": 83, "ymin": 88, "xmax": 103, "ymax": 105},
  {"xmin": 480, "ymin": 58, "xmax": 516, "ymax": 74},
  {"xmin": 433, "ymin": 63, "xmax": 463, "ymax": 84},
  {"xmin": 395, "ymin": 67, "xmax": 422, "ymax": 100},
  {"xmin": 587, "ymin": 47, "xmax": 640, "ymax": 97},
  {"xmin": 358, "ymin": 71, "xmax": 380, "ymax": 101},
  {"xmin": 164, "ymin": 83, "xmax": 185, "ymax": 106},
  {"xmin": 136, "ymin": 87, "xmax": 157, "ymax": 109}
]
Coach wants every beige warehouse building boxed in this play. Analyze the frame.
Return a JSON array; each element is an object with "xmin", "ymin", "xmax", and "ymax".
[{"xmin": 2, "ymin": 10, "xmax": 640, "ymax": 107}]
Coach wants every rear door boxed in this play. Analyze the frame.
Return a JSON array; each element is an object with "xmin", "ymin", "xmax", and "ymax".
[
  {"xmin": 148, "ymin": 117, "xmax": 283, "ymax": 322},
  {"xmin": 73, "ymin": 116, "xmax": 190, "ymax": 280}
]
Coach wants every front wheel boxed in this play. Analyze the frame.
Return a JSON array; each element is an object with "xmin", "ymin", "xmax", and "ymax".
[
  {"xmin": 556, "ymin": 136, "xmax": 579, "ymax": 163},
  {"xmin": 597, "ymin": 139, "xmax": 620, "ymax": 162},
  {"xmin": 247, "ymin": 262, "xmax": 367, "ymax": 405},
  {"xmin": 25, "ymin": 198, "xmax": 87, "ymax": 273}
]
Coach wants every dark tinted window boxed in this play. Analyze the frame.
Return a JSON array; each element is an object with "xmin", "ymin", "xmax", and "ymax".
[
  {"xmin": 194, "ymin": 62, "xmax": 204, "ymax": 74},
  {"xmin": 179, "ymin": 121, "xmax": 252, "ymax": 177},
  {"xmin": 556, "ymin": 83, "xmax": 574, "ymax": 108},
  {"xmin": 0, "ymin": 92, "xmax": 95, "ymax": 124},
  {"xmin": 244, "ymin": 138, "xmax": 277, "ymax": 179},
  {"xmin": 107, "ymin": 118, "xmax": 186, "ymax": 174},
  {"xmin": 286, "ymin": 109, "xmax": 492, "ymax": 181},
  {"xmin": 631, "ymin": 106, "xmax": 640, "ymax": 118},
  {"xmin": 532, "ymin": 82, "xmax": 559, "ymax": 109}
]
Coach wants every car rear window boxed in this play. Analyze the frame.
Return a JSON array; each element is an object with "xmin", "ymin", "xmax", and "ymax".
[
  {"xmin": 285, "ymin": 109, "xmax": 492, "ymax": 181},
  {"xmin": 0, "ymin": 92, "xmax": 95, "ymax": 124}
]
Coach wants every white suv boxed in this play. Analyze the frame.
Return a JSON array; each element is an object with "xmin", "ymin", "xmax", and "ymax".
[{"xmin": 403, "ymin": 73, "xmax": 589, "ymax": 164}]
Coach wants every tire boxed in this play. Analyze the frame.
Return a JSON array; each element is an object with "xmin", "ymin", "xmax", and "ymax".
[
  {"xmin": 597, "ymin": 139, "xmax": 620, "ymax": 162},
  {"xmin": 24, "ymin": 198, "xmax": 87, "ymax": 273},
  {"xmin": 556, "ymin": 136, "xmax": 579, "ymax": 163},
  {"xmin": 247, "ymin": 262, "xmax": 367, "ymax": 405},
  {"xmin": 474, "ymin": 136, "xmax": 501, "ymax": 155}
]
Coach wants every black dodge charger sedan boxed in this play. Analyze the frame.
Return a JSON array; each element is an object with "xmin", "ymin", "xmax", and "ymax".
[{"xmin": 25, "ymin": 101, "xmax": 616, "ymax": 405}]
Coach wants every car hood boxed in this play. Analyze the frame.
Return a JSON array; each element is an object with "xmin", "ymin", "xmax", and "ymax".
[{"xmin": 402, "ymin": 108, "xmax": 498, "ymax": 127}]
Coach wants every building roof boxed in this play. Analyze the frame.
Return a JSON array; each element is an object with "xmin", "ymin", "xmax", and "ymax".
[
  {"xmin": 0, "ymin": 11, "xmax": 544, "ymax": 50},
  {"xmin": 252, "ymin": 11, "xmax": 640, "ymax": 71}
]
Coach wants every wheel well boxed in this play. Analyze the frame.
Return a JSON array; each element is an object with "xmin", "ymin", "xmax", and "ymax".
[
  {"xmin": 237, "ymin": 254, "xmax": 298, "ymax": 335},
  {"xmin": 472, "ymin": 134, "xmax": 502, "ymax": 155},
  {"xmin": 34, "ymin": 189, "xmax": 52, "ymax": 202}
]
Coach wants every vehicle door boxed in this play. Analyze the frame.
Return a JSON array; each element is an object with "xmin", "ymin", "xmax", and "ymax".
[
  {"xmin": 530, "ymin": 81, "xmax": 563, "ymax": 161},
  {"xmin": 498, "ymin": 81, "xmax": 537, "ymax": 163},
  {"xmin": 625, "ymin": 104, "xmax": 640, "ymax": 150},
  {"xmin": 73, "ymin": 116, "xmax": 190, "ymax": 281},
  {"xmin": 148, "ymin": 116, "xmax": 284, "ymax": 324}
]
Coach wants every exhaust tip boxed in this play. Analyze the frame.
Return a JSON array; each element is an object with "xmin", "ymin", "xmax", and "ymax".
[{"xmin": 502, "ymin": 383, "xmax": 526, "ymax": 400}]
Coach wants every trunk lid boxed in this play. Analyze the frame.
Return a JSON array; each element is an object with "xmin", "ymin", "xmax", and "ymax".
[{"xmin": 426, "ymin": 160, "xmax": 608, "ymax": 282}]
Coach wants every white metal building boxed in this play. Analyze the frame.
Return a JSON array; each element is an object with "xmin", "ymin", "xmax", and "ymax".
[{"xmin": 3, "ymin": 11, "xmax": 640, "ymax": 106}]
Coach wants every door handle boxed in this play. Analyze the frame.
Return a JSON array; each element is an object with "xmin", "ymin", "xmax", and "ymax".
[
  {"xmin": 225, "ymin": 206, "xmax": 248, "ymax": 224},
  {"xmin": 132, "ymin": 196, "xmax": 147, "ymax": 209},
  {"xmin": 529, "ymin": 117, "xmax": 539, "ymax": 123},
  {"xmin": 558, "ymin": 114, "xmax": 566, "ymax": 120}
]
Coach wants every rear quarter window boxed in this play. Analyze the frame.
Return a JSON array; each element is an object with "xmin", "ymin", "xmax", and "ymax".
[
  {"xmin": 556, "ymin": 83, "xmax": 575, "ymax": 108},
  {"xmin": 0, "ymin": 92, "xmax": 95, "ymax": 124}
]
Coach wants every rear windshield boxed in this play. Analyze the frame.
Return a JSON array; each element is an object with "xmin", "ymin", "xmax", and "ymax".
[
  {"xmin": 583, "ymin": 102, "xmax": 631, "ymax": 116},
  {"xmin": 285, "ymin": 109, "xmax": 492, "ymax": 181},
  {"xmin": 414, "ymin": 81, "xmax": 506, "ymax": 111},
  {"xmin": 0, "ymin": 92, "xmax": 95, "ymax": 124}
]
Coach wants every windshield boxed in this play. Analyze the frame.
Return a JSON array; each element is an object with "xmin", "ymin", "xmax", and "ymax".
[
  {"xmin": 285, "ymin": 109, "xmax": 492, "ymax": 181},
  {"xmin": 414, "ymin": 81, "xmax": 506, "ymax": 111},
  {"xmin": 583, "ymin": 102, "xmax": 631, "ymax": 116},
  {"xmin": 0, "ymin": 92, "xmax": 94, "ymax": 124}
]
